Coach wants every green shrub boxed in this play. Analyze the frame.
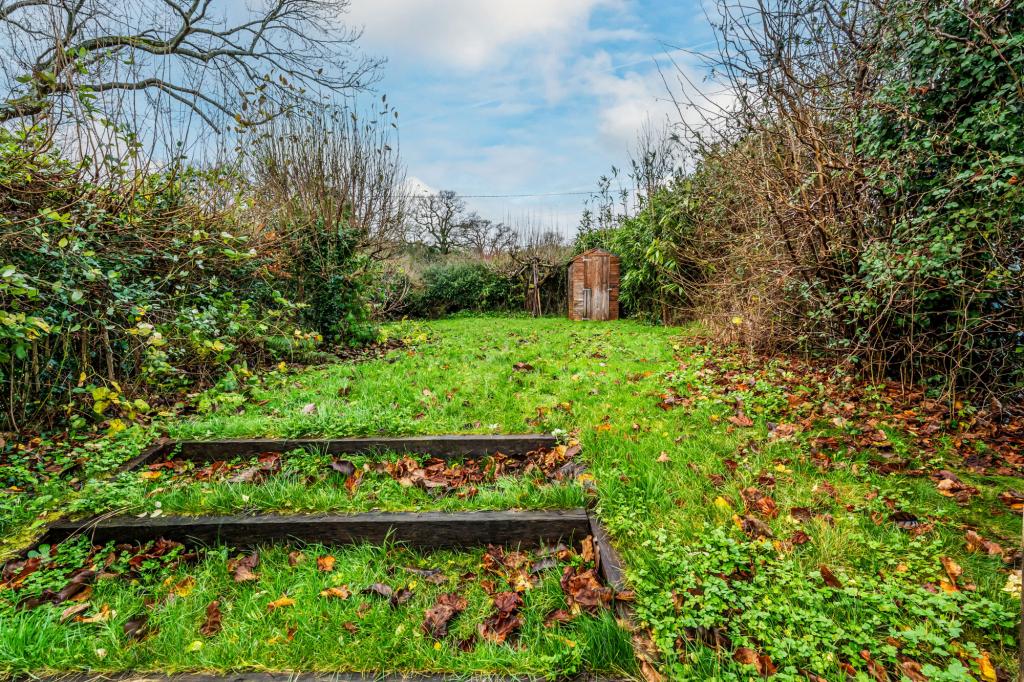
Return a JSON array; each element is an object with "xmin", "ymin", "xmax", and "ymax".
[
  {"xmin": 0, "ymin": 125, "xmax": 327, "ymax": 430},
  {"xmin": 848, "ymin": 0, "xmax": 1024, "ymax": 391},
  {"xmin": 576, "ymin": 187, "xmax": 697, "ymax": 324},
  {"xmin": 407, "ymin": 262, "xmax": 520, "ymax": 318}
]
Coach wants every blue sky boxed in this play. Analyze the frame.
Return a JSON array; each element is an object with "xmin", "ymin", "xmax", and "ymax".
[{"xmin": 344, "ymin": 0, "xmax": 718, "ymax": 235}]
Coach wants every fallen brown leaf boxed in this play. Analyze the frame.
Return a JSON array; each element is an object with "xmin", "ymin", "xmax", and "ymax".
[
  {"xmin": 200, "ymin": 600, "xmax": 222, "ymax": 636},
  {"xmin": 228, "ymin": 552, "xmax": 259, "ymax": 582},
  {"xmin": 740, "ymin": 515, "xmax": 774, "ymax": 540},
  {"xmin": 728, "ymin": 413, "xmax": 755, "ymax": 428},
  {"xmin": 404, "ymin": 566, "xmax": 448, "ymax": 585},
  {"xmin": 421, "ymin": 593, "xmax": 468, "ymax": 638},
  {"xmin": 859, "ymin": 650, "xmax": 889, "ymax": 682},
  {"xmin": 733, "ymin": 647, "xmax": 776, "ymax": 677},
  {"xmin": 544, "ymin": 608, "xmax": 575, "ymax": 627},
  {"xmin": 478, "ymin": 591, "xmax": 523, "ymax": 644},
  {"xmin": 741, "ymin": 487, "xmax": 779, "ymax": 519},
  {"xmin": 940, "ymin": 556, "xmax": 962, "ymax": 591},
  {"xmin": 965, "ymin": 529, "xmax": 1004, "ymax": 556},
  {"xmin": 899, "ymin": 660, "xmax": 927, "ymax": 682},
  {"xmin": 997, "ymin": 490, "xmax": 1024, "ymax": 511},
  {"xmin": 330, "ymin": 459, "xmax": 356, "ymax": 477},
  {"xmin": 123, "ymin": 613, "xmax": 150, "ymax": 640},
  {"xmin": 59, "ymin": 602, "xmax": 90, "ymax": 623},
  {"xmin": 790, "ymin": 530, "xmax": 811, "ymax": 545},
  {"xmin": 819, "ymin": 564, "xmax": 843, "ymax": 589},
  {"xmin": 362, "ymin": 583, "xmax": 393, "ymax": 599},
  {"xmin": 320, "ymin": 586, "xmax": 352, "ymax": 600}
]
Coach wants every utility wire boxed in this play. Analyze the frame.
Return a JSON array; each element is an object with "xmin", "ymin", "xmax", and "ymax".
[
  {"xmin": 434, "ymin": 191, "xmax": 593, "ymax": 199},
  {"xmin": 400, "ymin": 190, "xmax": 596, "ymax": 199}
]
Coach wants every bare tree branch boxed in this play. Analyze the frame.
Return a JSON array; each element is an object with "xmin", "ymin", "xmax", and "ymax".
[{"xmin": 0, "ymin": 0, "xmax": 382, "ymax": 129}]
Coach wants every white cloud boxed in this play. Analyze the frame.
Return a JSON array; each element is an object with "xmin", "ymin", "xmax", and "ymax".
[
  {"xmin": 344, "ymin": 1, "xmax": 728, "ymax": 230},
  {"xmin": 405, "ymin": 176, "xmax": 437, "ymax": 197},
  {"xmin": 574, "ymin": 50, "xmax": 735, "ymax": 156},
  {"xmin": 347, "ymin": 0, "xmax": 624, "ymax": 70}
]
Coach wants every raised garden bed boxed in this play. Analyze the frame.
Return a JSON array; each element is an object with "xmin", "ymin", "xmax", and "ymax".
[
  {"xmin": 4, "ymin": 434, "xmax": 637, "ymax": 680},
  {"xmin": 1, "ymin": 533, "xmax": 633, "ymax": 678},
  {"xmin": 72, "ymin": 436, "xmax": 588, "ymax": 521}
]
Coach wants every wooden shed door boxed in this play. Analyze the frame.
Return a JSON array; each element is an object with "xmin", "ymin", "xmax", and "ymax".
[{"xmin": 584, "ymin": 256, "xmax": 609, "ymax": 320}]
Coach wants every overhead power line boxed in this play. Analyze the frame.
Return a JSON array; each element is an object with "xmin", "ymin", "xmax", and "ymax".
[
  {"xmin": 446, "ymin": 190, "xmax": 593, "ymax": 198},
  {"xmin": 402, "ymin": 190, "xmax": 595, "ymax": 199}
]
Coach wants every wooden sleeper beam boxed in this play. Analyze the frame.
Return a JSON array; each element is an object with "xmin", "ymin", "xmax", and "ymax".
[
  {"xmin": 133, "ymin": 434, "xmax": 558, "ymax": 469},
  {"xmin": 42, "ymin": 509, "xmax": 592, "ymax": 550}
]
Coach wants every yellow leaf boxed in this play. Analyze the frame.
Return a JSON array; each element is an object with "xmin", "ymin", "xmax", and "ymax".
[
  {"xmin": 1003, "ymin": 572, "xmax": 1021, "ymax": 598},
  {"xmin": 77, "ymin": 604, "xmax": 114, "ymax": 623},
  {"xmin": 319, "ymin": 586, "xmax": 351, "ymax": 600},
  {"xmin": 173, "ymin": 577, "xmax": 195, "ymax": 597},
  {"xmin": 267, "ymin": 595, "xmax": 295, "ymax": 611},
  {"xmin": 140, "ymin": 471, "xmax": 162, "ymax": 480},
  {"xmin": 976, "ymin": 652, "xmax": 997, "ymax": 682},
  {"xmin": 714, "ymin": 496, "xmax": 733, "ymax": 512}
]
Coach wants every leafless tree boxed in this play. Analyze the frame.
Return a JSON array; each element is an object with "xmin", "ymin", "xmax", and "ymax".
[
  {"xmin": 0, "ymin": 0, "xmax": 381, "ymax": 129},
  {"xmin": 656, "ymin": 0, "xmax": 892, "ymax": 359},
  {"xmin": 630, "ymin": 117, "xmax": 678, "ymax": 208},
  {"xmin": 456, "ymin": 214, "xmax": 517, "ymax": 258},
  {"xmin": 250, "ymin": 99, "xmax": 407, "ymax": 258},
  {"xmin": 410, "ymin": 190, "xmax": 465, "ymax": 255}
]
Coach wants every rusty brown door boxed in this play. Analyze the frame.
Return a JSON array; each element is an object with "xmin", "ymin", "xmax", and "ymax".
[{"xmin": 583, "ymin": 255, "xmax": 609, "ymax": 320}]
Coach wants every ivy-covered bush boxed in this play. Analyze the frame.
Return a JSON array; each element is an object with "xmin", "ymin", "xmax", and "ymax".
[
  {"xmin": 576, "ymin": 0, "xmax": 1023, "ymax": 398},
  {"xmin": 848, "ymin": 0, "xmax": 1024, "ymax": 392},
  {"xmin": 0, "ymin": 125, "xmax": 372, "ymax": 431},
  {"xmin": 284, "ymin": 218, "xmax": 377, "ymax": 346}
]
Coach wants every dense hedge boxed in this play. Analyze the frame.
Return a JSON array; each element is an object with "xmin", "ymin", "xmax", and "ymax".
[
  {"xmin": 405, "ymin": 262, "xmax": 521, "ymax": 318},
  {"xmin": 0, "ymin": 126, "xmax": 373, "ymax": 431}
]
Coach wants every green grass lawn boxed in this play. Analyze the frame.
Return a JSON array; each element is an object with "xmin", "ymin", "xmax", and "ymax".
[{"xmin": 2, "ymin": 316, "xmax": 1021, "ymax": 680}]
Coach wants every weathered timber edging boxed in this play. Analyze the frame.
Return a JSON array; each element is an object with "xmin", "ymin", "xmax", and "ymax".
[
  {"xmin": 586, "ymin": 511, "xmax": 626, "ymax": 591},
  {"xmin": 41, "ymin": 509, "xmax": 592, "ymax": 550},
  {"xmin": 128, "ymin": 434, "xmax": 558, "ymax": 470}
]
